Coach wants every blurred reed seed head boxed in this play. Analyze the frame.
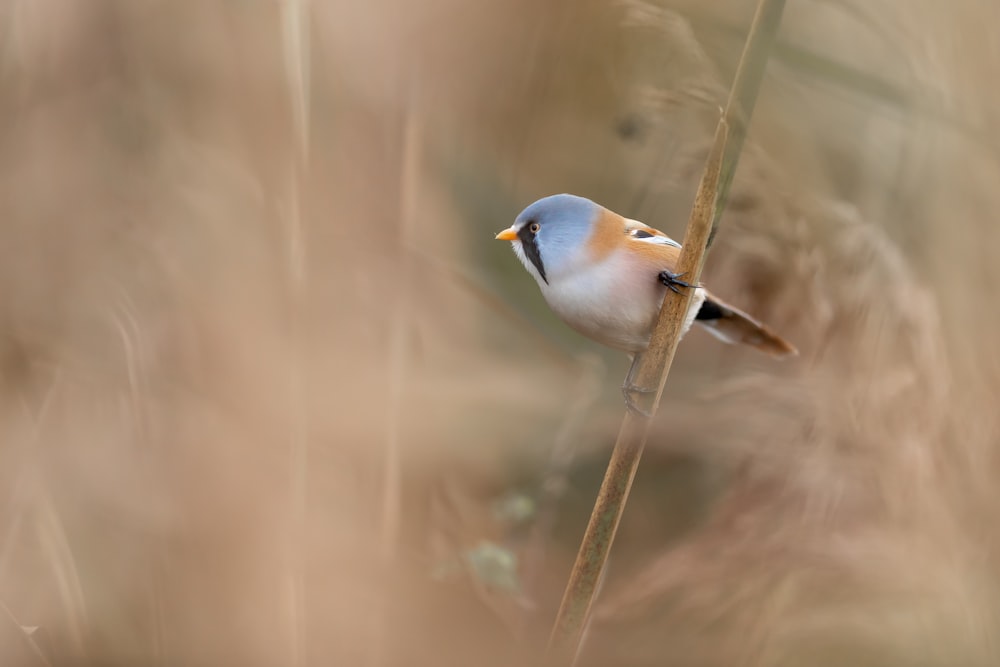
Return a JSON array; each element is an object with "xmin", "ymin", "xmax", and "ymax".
[{"xmin": 1, "ymin": 0, "xmax": 999, "ymax": 666}]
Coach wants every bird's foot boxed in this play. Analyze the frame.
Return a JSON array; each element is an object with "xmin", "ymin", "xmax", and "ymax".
[
  {"xmin": 622, "ymin": 383, "xmax": 656, "ymax": 418},
  {"xmin": 658, "ymin": 270, "xmax": 693, "ymax": 295}
]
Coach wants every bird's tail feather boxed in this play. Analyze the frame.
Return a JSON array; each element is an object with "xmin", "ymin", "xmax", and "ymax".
[{"xmin": 696, "ymin": 295, "xmax": 797, "ymax": 357}]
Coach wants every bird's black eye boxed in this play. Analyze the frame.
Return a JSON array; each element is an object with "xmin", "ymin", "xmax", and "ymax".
[
  {"xmin": 529, "ymin": 222, "xmax": 540, "ymax": 234},
  {"xmin": 631, "ymin": 229, "xmax": 654, "ymax": 239}
]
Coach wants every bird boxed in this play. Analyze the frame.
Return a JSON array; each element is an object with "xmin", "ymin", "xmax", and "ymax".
[{"xmin": 495, "ymin": 194, "xmax": 796, "ymax": 412}]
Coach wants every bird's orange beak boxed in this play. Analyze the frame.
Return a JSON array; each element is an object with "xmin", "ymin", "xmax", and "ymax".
[{"xmin": 495, "ymin": 227, "xmax": 518, "ymax": 241}]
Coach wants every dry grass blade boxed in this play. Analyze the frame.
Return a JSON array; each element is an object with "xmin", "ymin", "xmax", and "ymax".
[
  {"xmin": 545, "ymin": 0, "xmax": 787, "ymax": 662},
  {"xmin": 280, "ymin": 2, "xmax": 312, "ymax": 665},
  {"xmin": 0, "ymin": 602, "xmax": 51, "ymax": 667}
]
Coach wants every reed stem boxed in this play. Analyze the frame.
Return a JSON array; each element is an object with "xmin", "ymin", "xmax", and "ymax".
[{"xmin": 545, "ymin": 1, "xmax": 787, "ymax": 661}]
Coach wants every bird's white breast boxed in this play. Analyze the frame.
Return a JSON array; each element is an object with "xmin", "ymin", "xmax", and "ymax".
[{"xmin": 536, "ymin": 249, "xmax": 705, "ymax": 353}]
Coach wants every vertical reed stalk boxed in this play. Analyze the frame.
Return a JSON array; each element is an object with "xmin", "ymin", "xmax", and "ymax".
[
  {"xmin": 366, "ymin": 100, "xmax": 422, "ymax": 667},
  {"xmin": 280, "ymin": 2, "xmax": 311, "ymax": 665}
]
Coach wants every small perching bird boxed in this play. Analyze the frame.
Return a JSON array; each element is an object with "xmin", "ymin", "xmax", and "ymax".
[{"xmin": 495, "ymin": 194, "xmax": 795, "ymax": 410}]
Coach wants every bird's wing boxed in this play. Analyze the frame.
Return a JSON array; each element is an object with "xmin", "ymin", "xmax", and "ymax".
[
  {"xmin": 619, "ymin": 217, "xmax": 684, "ymax": 274},
  {"xmin": 620, "ymin": 216, "xmax": 797, "ymax": 358},
  {"xmin": 622, "ymin": 218, "xmax": 681, "ymax": 248}
]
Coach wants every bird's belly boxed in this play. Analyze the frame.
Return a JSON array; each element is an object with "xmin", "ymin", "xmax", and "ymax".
[
  {"xmin": 539, "ymin": 260, "xmax": 706, "ymax": 353},
  {"xmin": 540, "ymin": 263, "xmax": 663, "ymax": 353}
]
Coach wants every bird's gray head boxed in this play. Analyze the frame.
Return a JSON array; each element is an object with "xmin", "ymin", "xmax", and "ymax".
[{"xmin": 505, "ymin": 194, "xmax": 601, "ymax": 284}]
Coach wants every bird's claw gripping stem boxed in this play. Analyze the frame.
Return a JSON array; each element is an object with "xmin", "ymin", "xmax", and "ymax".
[
  {"xmin": 622, "ymin": 383, "xmax": 656, "ymax": 417},
  {"xmin": 658, "ymin": 270, "xmax": 693, "ymax": 295}
]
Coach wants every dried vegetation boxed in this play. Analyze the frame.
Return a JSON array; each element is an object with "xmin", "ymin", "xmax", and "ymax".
[{"xmin": 1, "ymin": 1, "xmax": 999, "ymax": 665}]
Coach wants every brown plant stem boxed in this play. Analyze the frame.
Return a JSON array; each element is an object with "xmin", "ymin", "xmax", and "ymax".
[
  {"xmin": 545, "ymin": 0, "xmax": 787, "ymax": 661},
  {"xmin": 713, "ymin": 0, "xmax": 788, "ymax": 238}
]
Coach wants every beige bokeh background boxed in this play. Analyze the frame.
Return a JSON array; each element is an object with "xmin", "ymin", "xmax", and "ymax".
[{"xmin": 1, "ymin": 1, "xmax": 999, "ymax": 665}]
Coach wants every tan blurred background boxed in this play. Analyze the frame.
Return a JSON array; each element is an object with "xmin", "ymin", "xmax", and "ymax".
[{"xmin": 1, "ymin": 1, "xmax": 1000, "ymax": 665}]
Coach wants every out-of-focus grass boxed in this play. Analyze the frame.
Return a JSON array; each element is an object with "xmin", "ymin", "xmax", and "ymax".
[{"xmin": 1, "ymin": 1, "xmax": 999, "ymax": 666}]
